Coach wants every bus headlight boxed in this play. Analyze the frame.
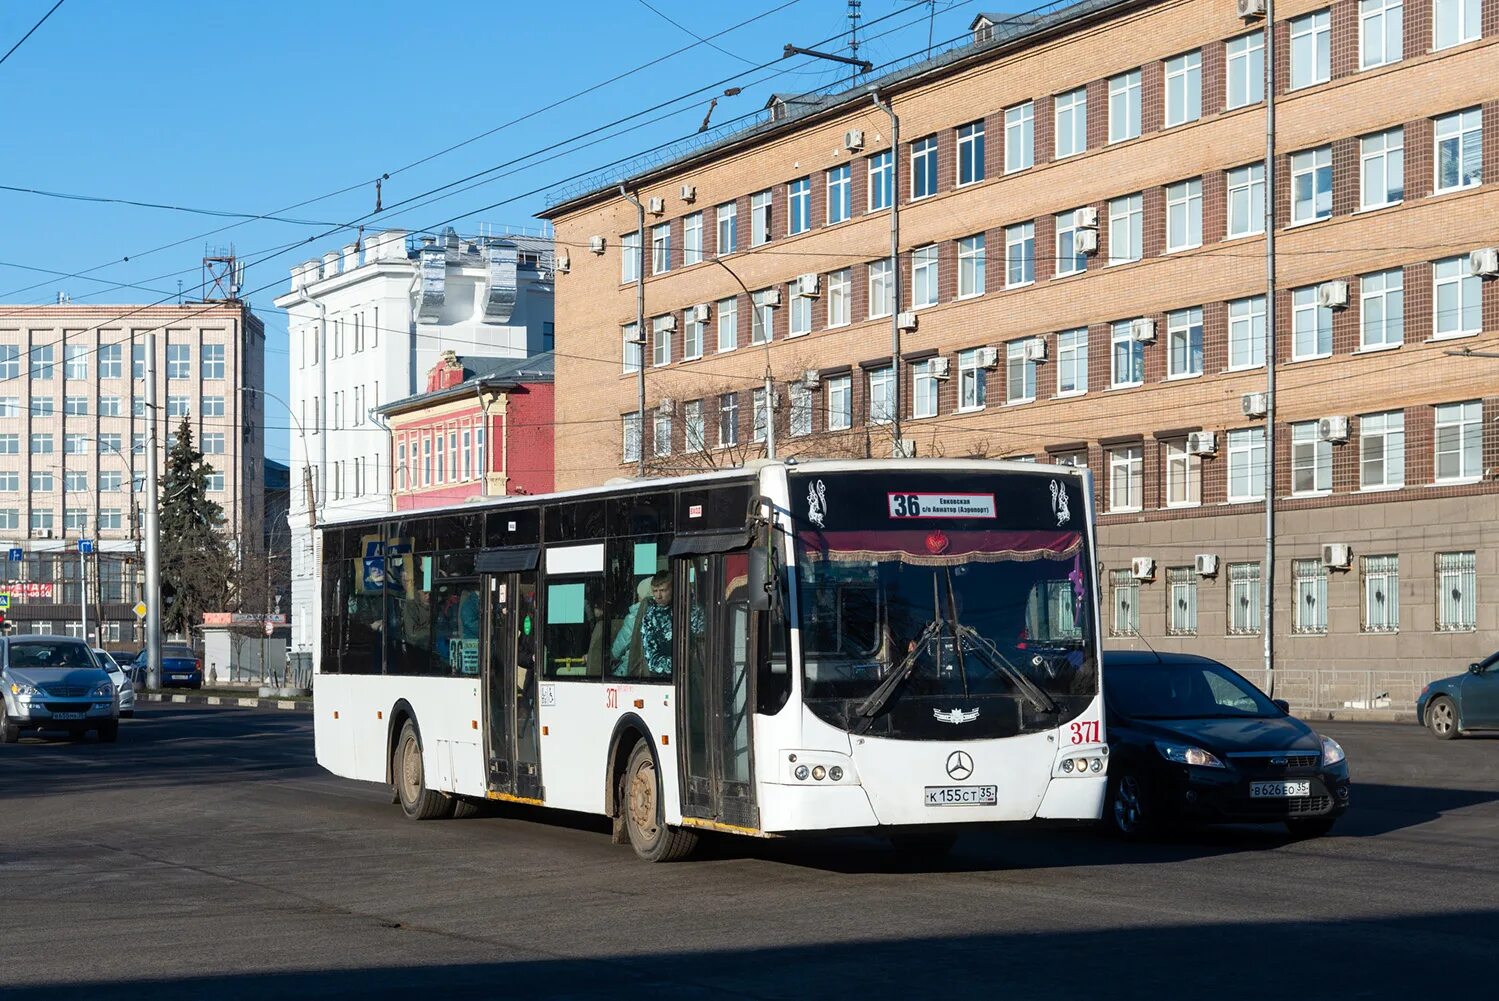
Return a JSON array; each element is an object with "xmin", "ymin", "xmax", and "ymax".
[
  {"xmin": 829, "ymin": 766, "xmax": 844, "ymax": 782},
  {"xmin": 811, "ymin": 766, "xmax": 827, "ymax": 781},
  {"xmin": 793, "ymin": 765, "xmax": 810, "ymax": 781}
]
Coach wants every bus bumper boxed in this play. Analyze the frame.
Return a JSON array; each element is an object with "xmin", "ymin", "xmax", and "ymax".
[
  {"xmin": 1036, "ymin": 774, "xmax": 1107, "ymax": 820},
  {"xmin": 757, "ymin": 784, "xmax": 881, "ymax": 833}
]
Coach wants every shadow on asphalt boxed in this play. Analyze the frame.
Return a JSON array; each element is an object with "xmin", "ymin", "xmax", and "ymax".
[{"xmin": 6, "ymin": 912, "xmax": 1498, "ymax": 1000}]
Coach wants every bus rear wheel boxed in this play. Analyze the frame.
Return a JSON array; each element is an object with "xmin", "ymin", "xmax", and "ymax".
[
  {"xmin": 622, "ymin": 742, "xmax": 697, "ymax": 863},
  {"xmin": 394, "ymin": 720, "xmax": 455, "ymax": 820}
]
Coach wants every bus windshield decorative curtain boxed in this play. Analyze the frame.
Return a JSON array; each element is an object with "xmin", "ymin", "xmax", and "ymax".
[
  {"xmin": 797, "ymin": 529, "xmax": 1083, "ymax": 567},
  {"xmin": 475, "ymin": 545, "xmax": 541, "ymax": 573},
  {"xmin": 666, "ymin": 530, "xmax": 753, "ymax": 557}
]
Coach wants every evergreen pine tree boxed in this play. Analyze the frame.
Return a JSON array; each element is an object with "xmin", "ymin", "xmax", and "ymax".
[{"xmin": 159, "ymin": 415, "xmax": 234, "ymax": 637}]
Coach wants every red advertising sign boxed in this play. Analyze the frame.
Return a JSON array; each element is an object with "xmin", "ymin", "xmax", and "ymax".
[{"xmin": 9, "ymin": 582, "xmax": 54, "ymax": 600}]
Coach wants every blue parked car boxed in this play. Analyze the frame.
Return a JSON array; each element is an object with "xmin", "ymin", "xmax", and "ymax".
[{"xmin": 1417, "ymin": 651, "xmax": 1499, "ymax": 739}]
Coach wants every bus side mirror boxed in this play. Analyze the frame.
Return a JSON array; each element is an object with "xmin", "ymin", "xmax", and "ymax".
[{"xmin": 747, "ymin": 546, "xmax": 773, "ymax": 612}]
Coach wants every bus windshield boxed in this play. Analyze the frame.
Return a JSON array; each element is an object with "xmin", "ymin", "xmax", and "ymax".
[{"xmin": 788, "ymin": 470, "xmax": 1097, "ymax": 740}]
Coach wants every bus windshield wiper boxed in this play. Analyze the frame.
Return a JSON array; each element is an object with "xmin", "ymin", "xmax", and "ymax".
[
  {"xmin": 854, "ymin": 619, "xmax": 940, "ymax": 728},
  {"xmin": 953, "ymin": 624, "xmax": 1057, "ymax": 715}
]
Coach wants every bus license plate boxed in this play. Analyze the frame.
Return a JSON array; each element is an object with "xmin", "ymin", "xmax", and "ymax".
[
  {"xmin": 1250, "ymin": 781, "xmax": 1311, "ymax": 798},
  {"xmin": 924, "ymin": 785, "xmax": 997, "ymax": 807}
]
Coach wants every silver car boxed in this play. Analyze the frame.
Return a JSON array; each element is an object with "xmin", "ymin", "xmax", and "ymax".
[
  {"xmin": 0, "ymin": 636, "xmax": 120, "ymax": 743},
  {"xmin": 93, "ymin": 648, "xmax": 136, "ymax": 718}
]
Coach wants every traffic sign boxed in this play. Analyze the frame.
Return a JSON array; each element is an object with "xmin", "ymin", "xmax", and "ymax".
[
  {"xmin": 133, "ymin": 601, "xmax": 148, "ymax": 619},
  {"xmin": 0, "ymin": 594, "xmax": 9, "ymax": 611},
  {"xmin": 7, "ymin": 547, "xmax": 21, "ymax": 562},
  {"xmin": 78, "ymin": 540, "xmax": 94, "ymax": 555},
  {"xmin": 263, "ymin": 620, "xmax": 275, "ymax": 637}
]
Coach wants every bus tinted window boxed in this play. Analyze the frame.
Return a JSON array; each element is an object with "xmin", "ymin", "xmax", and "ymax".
[
  {"xmin": 486, "ymin": 507, "xmax": 539, "ymax": 547},
  {"xmin": 387, "ymin": 551, "xmax": 445, "ymax": 675},
  {"xmin": 546, "ymin": 500, "xmax": 605, "ymax": 543},
  {"xmin": 343, "ymin": 557, "xmax": 383, "ymax": 674},
  {"xmin": 437, "ymin": 513, "xmax": 482, "ymax": 552},
  {"xmin": 433, "ymin": 582, "xmax": 481, "ymax": 675},
  {"xmin": 544, "ymin": 576, "xmax": 605, "ymax": 679}
]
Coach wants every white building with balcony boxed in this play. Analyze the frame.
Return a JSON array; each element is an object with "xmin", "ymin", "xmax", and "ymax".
[{"xmin": 275, "ymin": 228, "xmax": 555, "ymax": 657}]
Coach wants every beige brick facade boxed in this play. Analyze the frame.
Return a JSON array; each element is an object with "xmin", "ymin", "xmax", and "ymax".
[{"xmin": 543, "ymin": 0, "xmax": 1499, "ymax": 672}]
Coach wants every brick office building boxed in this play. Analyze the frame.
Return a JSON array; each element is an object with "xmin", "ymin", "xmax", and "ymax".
[{"xmin": 541, "ymin": 0, "xmax": 1499, "ymax": 674}]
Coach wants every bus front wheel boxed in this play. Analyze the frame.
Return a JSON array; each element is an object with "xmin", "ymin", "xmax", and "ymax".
[
  {"xmin": 394, "ymin": 720, "xmax": 455, "ymax": 820},
  {"xmin": 622, "ymin": 742, "xmax": 697, "ymax": 863}
]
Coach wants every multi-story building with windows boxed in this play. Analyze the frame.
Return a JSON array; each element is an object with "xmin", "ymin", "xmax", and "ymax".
[
  {"xmin": 276, "ymin": 228, "xmax": 555, "ymax": 658},
  {"xmin": 541, "ymin": 0, "xmax": 1499, "ymax": 673},
  {"xmin": 0, "ymin": 300, "xmax": 265, "ymax": 647}
]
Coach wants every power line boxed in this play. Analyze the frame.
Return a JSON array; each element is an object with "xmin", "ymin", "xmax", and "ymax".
[{"xmin": 0, "ymin": 0, "xmax": 65, "ymax": 70}]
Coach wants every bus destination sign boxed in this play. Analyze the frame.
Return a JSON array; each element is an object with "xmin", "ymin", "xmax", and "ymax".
[{"xmin": 887, "ymin": 493, "xmax": 997, "ymax": 519}]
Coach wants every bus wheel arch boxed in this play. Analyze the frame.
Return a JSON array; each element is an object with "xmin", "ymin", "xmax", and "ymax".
[
  {"xmin": 388, "ymin": 706, "xmax": 455, "ymax": 821},
  {"xmin": 605, "ymin": 714, "xmax": 653, "ymax": 837},
  {"xmin": 384, "ymin": 699, "xmax": 419, "ymax": 788}
]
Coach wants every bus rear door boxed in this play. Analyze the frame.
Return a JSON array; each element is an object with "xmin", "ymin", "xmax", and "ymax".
[{"xmin": 484, "ymin": 569, "xmax": 543, "ymax": 801}]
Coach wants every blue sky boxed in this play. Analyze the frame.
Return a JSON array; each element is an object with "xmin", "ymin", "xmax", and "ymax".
[{"xmin": 0, "ymin": 0, "xmax": 1004, "ymax": 463}]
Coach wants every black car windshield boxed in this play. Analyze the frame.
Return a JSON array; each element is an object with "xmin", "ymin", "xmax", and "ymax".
[
  {"xmin": 8, "ymin": 642, "xmax": 98, "ymax": 669},
  {"xmin": 1107, "ymin": 660, "xmax": 1279, "ymax": 720}
]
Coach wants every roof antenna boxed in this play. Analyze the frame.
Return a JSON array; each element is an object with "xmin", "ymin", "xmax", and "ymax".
[{"xmin": 1130, "ymin": 622, "xmax": 1164, "ymax": 664}]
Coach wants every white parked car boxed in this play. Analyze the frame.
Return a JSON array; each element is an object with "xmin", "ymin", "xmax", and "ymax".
[{"xmin": 93, "ymin": 649, "xmax": 136, "ymax": 718}]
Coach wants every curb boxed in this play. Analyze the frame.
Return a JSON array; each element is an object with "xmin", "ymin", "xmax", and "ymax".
[
  {"xmin": 1290, "ymin": 708, "xmax": 1418, "ymax": 724},
  {"xmin": 139, "ymin": 692, "xmax": 313, "ymax": 712}
]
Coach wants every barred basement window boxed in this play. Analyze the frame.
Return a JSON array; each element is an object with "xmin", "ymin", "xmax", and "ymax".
[
  {"xmin": 1292, "ymin": 559, "xmax": 1328, "ymax": 634},
  {"xmin": 1361, "ymin": 555, "xmax": 1399, "ymax": 633},
  {"xmin": 1228, "ymin": 562, "xmax": 1261, "ymax": 635},
  {"xmin": 1110, "ymin": 568, "xmax": 1139, "ymax": 636},
  {"xmin": 1436, "ymin": 552, "xmax": 1476, "ymax": 631},
  {"xmin": 1167, "ymin": 567, "xmax": 1197, "ymax": 636}
]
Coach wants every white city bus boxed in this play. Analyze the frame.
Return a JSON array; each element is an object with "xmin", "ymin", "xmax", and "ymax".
[{"xmin": 314, "ymin": 459, "xmax": 1107, "ymax": 861}]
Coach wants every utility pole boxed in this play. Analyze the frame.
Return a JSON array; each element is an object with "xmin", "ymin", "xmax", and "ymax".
[
  {"xmin": 144, "ymin": 330, "xmax": 163, "ymax": 690},
  {"xmin": 1262, "ymin": 0, "xmax": 1278, "ymax": 697},
  {"xmin": 872, "ymin": 91, "xmax": 904, "ymax": 454},
  {"xmin": 620, "ymin": 185, "xmax": 647, "ymax": 477},
  {"xmin": 78, "ymin": 544, "xmax": 87, "ymax": 646}
]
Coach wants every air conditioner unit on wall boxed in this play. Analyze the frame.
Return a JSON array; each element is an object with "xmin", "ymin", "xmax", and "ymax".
[
  {"xmin": 844, "ymin": 129, "xmax": 865, "ymax": 152},
  {"xmin": 1237, "ymin": 0, "xmax": 1266, "ymax": 20},
  {"xmin": 1022, "ymin": 338, "xmax": 1047, "ymax": 362},
  {"xmin": 648, "ymin": 197, "xmax": 665, "ymax": 215},
  {"xmin": 759, "ymin": 288, "xmax": 782, "ymax": 306},
  {"xmin": 976, "ymin": 346, "xmax": 1000, "ymax": 369},
  {"xmin": 897, "ymin": 311, "xmax": 918, "ymax": 332},
  {"xmin": 589, "ymin": 236, "xmax": 607, "ymax": 254},
  {"xmin": 660, "ymin": 314, "xmax": 677, "ymax": 331},
  {"xmin": 1318, "ymin": 416, "xmax": 1349, "ymax": 443},
  {"xmin": 1073, "ymin": 206, "xmax": 1099, "ymax": 229},
  {"xmin": 658, "ymin": 397, "xmax": 676, "ymax": 414},
  {"xmin": 1130, "ymin": 318, "xmax": 1156, "ymax": 343},
  {"xmin": 690, "ymin": 303, "xmax": 711, "ymax": 323},
  {"xmin": 1131, "ymin": 557, "xmax": 1156, "ymax": 581},
  {"xmin": 1322, "ymin": 542, "xmax": 1352, "ymax": 570},
  {"xmin": 1317, "ymin": 281, "xmax": 1349, "ymax": 309},
  {"xmin": 680, "ymin": 184, "xmax": 697, "ymax": 203},
  {"xmin": 930, "ymin": 356, "xmax": 951, "ymax": 379},
  {"xmin": 802, "ymin": 369, "xmax": 821, "ymax": 388},
  {"xmin": 1242, "ymin": 392, "xmax": 1268, "ymax": 418},
  {"xmin": 556, "ymin": 253, "xmax": 570, "ymax": 274},
  {"xmin": 1195, "ymin": 553, "xmax": 1219, "ymax": 577},
  {"xmin": 795, "ymin": 273, "xmax": 820, "ymax": 297},
  {"xmin": 1075, "ymin": 229, "xmax": 1099, "ymax": 255},
  {"xmin": 1186, "ymin": 431, "xmax": 1217, "ymax": 456},
  {"xmin": 1469, "ymin": 247, "xmax": 1499, "ymax": 277}
]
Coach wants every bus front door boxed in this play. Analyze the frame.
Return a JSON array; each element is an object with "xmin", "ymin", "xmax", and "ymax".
[
  {"xmin": 677, "ymin": 554, "xmax": 757, "ymax": 830},
  {"xmin": 485, "ymin": 571, "xmax": 543, "ymax": 801}
]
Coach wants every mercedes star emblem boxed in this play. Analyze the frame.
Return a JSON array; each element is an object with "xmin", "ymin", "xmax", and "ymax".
[{"xmin": 945, "ymin": 750, "xmax": 974, "ymax": 781}]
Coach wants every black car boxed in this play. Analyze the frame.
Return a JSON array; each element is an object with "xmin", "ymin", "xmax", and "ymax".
[{"xmin": 1103, "ymin": 652, "xmax": 1349, "ymax": 839}]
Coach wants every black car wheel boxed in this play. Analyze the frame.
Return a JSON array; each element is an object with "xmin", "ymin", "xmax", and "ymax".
[
  {"xmin": 1106, "ymin": 770, "xmax": 1153, "ymax": 840},
  {"xmin": 1427, "ymin": 697, "xmax": 1459, "ymax": 740}
]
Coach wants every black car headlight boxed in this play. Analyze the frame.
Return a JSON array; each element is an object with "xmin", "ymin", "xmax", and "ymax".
[{"xmin": 1155, "ymin": 741, "xmax": 1225, "ymax": 769}]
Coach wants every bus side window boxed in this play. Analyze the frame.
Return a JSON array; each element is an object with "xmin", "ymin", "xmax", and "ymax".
[
  {"xmin": 433, "ymin": 583, "xmax": 481, "ymax": 676},
  {"xmin": 543, "ymin": 575, "xmax": 605, "ymax": 680},
  {"xmin": 606, "ymin": 538, "xmax": 669, "ymax": 679}
]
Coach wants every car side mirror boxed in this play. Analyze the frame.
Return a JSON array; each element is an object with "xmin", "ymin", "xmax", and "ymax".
[
  {"xmin": 1272, "ymin": 698, "xmax": 1291, "ymax": 714},
  {"xmin": 1469, "ymin": 663, "xmax": 1482, "ymax": 675}
]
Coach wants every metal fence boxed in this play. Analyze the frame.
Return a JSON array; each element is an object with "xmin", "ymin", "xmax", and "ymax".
[{"xmin": 1274, "ymin": 669, "xmax": 1448, "ymax": 713}]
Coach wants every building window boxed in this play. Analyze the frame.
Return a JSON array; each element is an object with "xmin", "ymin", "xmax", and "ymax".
[
  {"xmin": 30, "ymin": 344, "xmax": 54, "ymax": 380},
  {"xmin": 716, "ymin": 298, "xmax": 738, "ymax": 352},
  {"xmin": 1005, "ymin": 341, "xmax": 1036, "ymax": 404},
  {"xmin": 1291, "ymin": 146, "xmax": 1333, "ymax": 224},
  {"xmin": 1228, "ymin": 562, "xmax": 1262, "ymax": 635},
  {"xmin": 827, "ymin": 268, "xmax": 851, "ymax": 327},
  {"xmin": 1167, "ymin": 306, "xmax": 1204, "ymax": 378},
  {"xmin": 1228, "ymin": 295, "xmax": 1267, "ymax": 370},
  {"xmin": 682, "ymin": 212, "xmax": 703, "ymax": 266},
  {"xmin": 97, "ymin": 344, "xmax": 122, "ymax": 378},
  {"xmin": 1108, "ymin": 69, "xmax": 1141, "ymax": 143},
  {"xmin": 1434, "ymin": 256, "xmax": 1481, "ymax": 338},
  {"xmin": 98, "ymin": 508, "xmax": 122, "ymax": 531},
  {"xmin": 683, "ymin": 311, "xmax": 704, "ymax": 360},
  {"xmin": 132, "ymin": 343, "xmax": 146, "ymax": 380},
  {"xmin": 868, "ymin": 150, "xmax": 893, "ymax": 210},
  {"xmin": 1360, "ymin": 410, "xmax": 1405, "ymax": 488},
  {"xmin": 1005, "ymin": 222, "xmax": 1034, "ymax": 287},
  {"xmin": 1359, "ymin": 268, "xmax": 1404, "ymax": 348},
  {"xmin": 30, "ymin": 433, "xmax": 53, "ymax": 454},
  {"xmin": 63, "ymin": 396, "xmax": 87, "ymax": 416},
  {"xmin": 202, "ymin": 343, "xmax": 225, "ymax": 380},
  {"xmin": 0, "ymin": 345, "xmax": 17, "ymax": 381},
  {"xmin": 99, "ymin": 433, "xmax": 120, "ymax": 457},
  {"xmin": 1434, "ymin": 108, "xmax": 1483, "ymax": 192},
  {"xmin": 64, "ymin": 433, "xmax": 89, "ymax": 455},
  {"xmin": 1226, "ymin": 31, "xmax": 1265, "ymax": 109},
  {"xmin": 958, "ymin": 348, "xmax": 988, "ymax": 410},
  {"xmin": 1291, "ymin": 285, "xmax": 1333, "ymax": 360},
  {"xmin": 1055, "ymin": 210, "xmax": 1086, "ymax": 276},
  {"xmin": 30, "ymin": 397, "xmax": 53, "ymax": 417},
  {"xmin": 651, "ymin": 315, "xmax": 672, "ymax": 367},
  {"xmin": 64, "ymin": 344, "xmax": 88, "ymax": 380},
  {"xmin": 98, "ymin": 395, "xmax": 122, "ymax": 417},
  {"xmin": 789, "ymin": 286, "xmax": 812, "ymax": 336},
  {"xmin": 956, "ymin": 120, "xmax": 986, "ymax": 185},
  {"xmin": 1360, "ymin": 128, "xmax": 1405, "ymax": 208},
  {"xmin": 1110, "ymin": 568, "xmax": 1139, "ymax": 636},
  {"xmin": 1436, "ymin": 552, "xmax": 1477, "ymax": 631},
  {"xmin": 1111, "ymin": 320, "xmax": 1144, "ymax": 388},
  {"xmin": 684, "ymin": 400, "xmax": 706, "ymax": 452},
  {"xmin": 620, "ymin": 231, "xmax": 640, "ymax": 283},
  {"xmin": 1293, "ymin": 559, "xmax": 1329, "ymax": 634},
  {"xmin": 1167, "ymin": 567, "xmax": 1198, "ymax": 636},
  {"xmin": 0, "ymin": 509, "xmax": 15, "ymax": 530},
  {"xmin": 911, "ymin": 135, "xmax": 938, "ymax": 199},
  {"xmin": 1434, "ymin": 0, "xmax": 1481, "ymax": 48},
  {"xmin": 0, "ymin": 471, "xmax": 17, "ymax": 491},
  {"xmin": 30, "ymin": 508, "xmax": 54, "ymax": 534},
  {"xmin": 1108, "ymin": 193, "xmax": 1142, "ymax": 265},
  {"xmin": 867, "ymin": 367, "xmax": 894, "ymax": 425},
  {"xmin": 1289, "ymin": 10, "xmax": 1331, "ymax": 89},
  {"xmin": 789, "ymin": 384, "xmax": 812, "ymax": 437},
  {"xmin": 653, "ymin": 410, "xmax": 672, "ymax": 458},
  {"xmin": 750, "ymin": 190, "xmax": 772, "ymax": 246},
  {"xmin": 868, "ymin": 260, "xmax": 893, "ymax": 318},
  {"xmin": 650, "ymin": 222, "xmax": 671, "ymax": 275},
  {"xmin": 827, "ymin": 165, "xmax": 851, "ymax": 224},
  {"xmin": 167, "ymin": 394, "xmax": 190, "ymax": 418},
  {"xmin": 957, "ymin": 235, "xmax": 986, "ymax": 298},
  {"xmin": 1226, "ymin": 164, "xmax": 1265, "ymax": 238},
  {"xmin": 1362, "ymin": 555, "xmax": 1399, "ymax": 632},
  {"xmin": 787, "ymin": 177, "xmax": 810, "ymax": 235},
  {"xmin": 911, "ymin": 246, "xmax": 939, "ymax": 307},
  {"xmin": 912, "ymin": 359, "xmax": 939, "ymax": 419},
  {"xmin": 826, "ymin": 375, "xmax": 852, "ymax": 431},
  {"xmin": 1054, "ymin": 87, "xmax": 1086, "ymax": 159},
  {"xmin": 1434, "ymin": 400, "xmax": 1482, "ymax": 482},
  {"xmin": 1292, "ymin": 421, "xmax": 1333, "ymax": 494},
  {"xmin": 1164, "ymin": 439, "xmax": 1201, "ymax": 507},
  {"xmin": 68, "ymin": 471, "xmax": 91, "ymax": 492},
  {"xmin": 1359, "ymin": 0, "xmax": 1403, "ymax": 70},
  {"xmin": 1108, "ymin": 445, "xmax": 1143, "ymax": 512},
  {"xmin": 32, "ymin": 470, "xmax": 53, "ymax": 491},
  {"xmin": 622, "ymin": 412, "xmax": 641, "ymax": 463},
  {"xmin": 751, "ymin": 291, "xmax": 775, "ymax": 345},
  {"xmin": 719, "ymin": 393, "xmax": 742, "ymax": 446},
  {"xmin": 166, "ymin": 344, "xmax": 190, "ymax": 379},
  {"xmin": 1165, "ymin": 178, "xmax": 1202, "ymax": 252},
  {"xmin": 715, "ymin": 202, "xmax": 737, "ymax": 255},
  {"xmin": 1057, "ymin": 328, "xmax": 1088, "ymax": 395},
  {"xmin": 1227, "ymin": 428, "xmax": 1266, "ymax": 501},
  {"xmin": 1004, "ymin": 101, "xmax": 1034, "ymax": 173},
  {"xmin": 621, "ymin": 323, "xmax": 642, "ymax": 373},
  {"xmin": 1164, "ymin": 50, "xmax": 1201, "ymax": 127}
]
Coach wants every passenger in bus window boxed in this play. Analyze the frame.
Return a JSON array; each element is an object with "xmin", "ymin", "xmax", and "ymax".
[{"xmin": 610, "ymin": 571, "xmax": 703, "ymax": 678}]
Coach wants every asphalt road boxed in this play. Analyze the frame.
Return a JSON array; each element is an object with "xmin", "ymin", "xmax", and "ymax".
[{"xmin": 3, "ymin": 707, "xmax": 1498, "ymax": 1000}]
